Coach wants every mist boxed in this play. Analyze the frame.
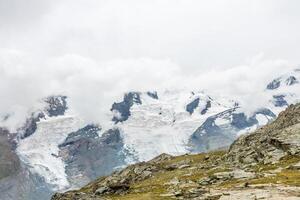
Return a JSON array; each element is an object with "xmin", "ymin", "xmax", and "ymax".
[{"xmin": 0, "ymin": 0, "xmax": 299, "ymax": 130}]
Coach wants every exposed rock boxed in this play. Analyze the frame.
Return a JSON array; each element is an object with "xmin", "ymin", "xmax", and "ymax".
[
  {"xmin": 267, "ymin": 75, "xmax": 299, "ymax": 90},
  {"xmin": 201, "ymin": 101, "xmax": 211, "ymax": 115},
  {"xmin": 227, "ymin": 103, "xmax": 300, "ymax": 165},
  {"xmin": 59, "ymin": 126, "xmax": 127, "ymax": 188},
  {"xmin": 149, "ymin": 153, "xmax": 173, "ymax": 163},
  {"xmin": 19, "ymin": 95, "xmax": 68, "ymax": 139},
  {"xmin": 44, "ymin": 95, "xmax": 68, "ymax": 117},
  {"xmin": 286, "ymin": 76, "xmax": 298, "ymax": 86},
  {"xmin": 186, "ymin": 98, "xmax": 200, "ymax": 114},
  {"xmin": 189, "ymin": 107, "xmax": 275, "ymax": 153},
  {"xmin": 147, "ymin": 91, "xmax": 158, "ymax": 99},
  {"xmin": 273, "ymin": 95, "xmax": 289, "ymax": 107},
  {"xmin": 95, "ymin": 186, "xmax": 109, "ymax": 195},
  {"xmin": 111, "ymin": 92, "xmax": 142, "ymax": 123},
  {"xmin": 287, "ymin": 162, "xmax": 300, "ymax": 170},
  {"xmin": 231, "ymin": 169, "xmax": 255, "ymax": 179},
  {"xmin": 178, "ymin": 164, "xmax": 191, "ymax": 169},
  {"xmin": 267, "ymin": 78, "xmax": 281, "ymax": 90},
  {"xmin": 0, "ymin": 128, "xmax": 53, "ymax": 200},
  {"xmin": 0, "ymin": 128, "xmax": 20, "ymax": 179},
  {"xmin": 19, "ymin": 112, "xmax": 45, "ymax": 139}
]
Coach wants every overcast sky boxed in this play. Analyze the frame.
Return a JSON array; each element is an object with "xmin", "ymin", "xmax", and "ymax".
[{"xmin": 0, "ymin": 0, "xmax": 299, "ymax": 128}]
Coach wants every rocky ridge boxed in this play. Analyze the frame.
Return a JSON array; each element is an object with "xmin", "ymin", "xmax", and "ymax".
[{"xmin": 52, "ymin": 103, "xmax": 300, "ymax": 200}]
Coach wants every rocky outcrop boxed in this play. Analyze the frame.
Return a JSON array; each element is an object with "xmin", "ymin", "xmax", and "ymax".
[
  {"xmin": 19, "ymin": 112, "xmax": 45, "ymax": 139},
  {"xmin": 186, "ymin": 98, "xmax": 211, "ymax": 115},
  {"xmin": 273, "ymin": 95, "xmax": 288, "ymax": 107},
  {"xmin": 59, "ymin": 126, "xmax": 127, "ymax": 188},
  {"xmin": 19, "ymin": 95, "xmax": 67, "ymax": 139},
  {"xmin": 52, "ymin": 153, "xmax": 175, "ymax": 199},
  {"xmin": 111, "ymin": 92, "xmax": 142, "ymax": 123},
  {"xmin": 200, "ymin": 100, "xmax": 211, "ymax": 115},
  {"xmin": 189, "ymin": 108, "xmax": 275, "ymax": 153},
  {"xmin": 146, "ymin": 91, "xmax": 158, "ymax": 99},
  {"xmin": 267, "ymin": 78, "xmax": 281, "ymax": 90},
  {"xmin": 0, "ymin": 128, "xmax": 20, "ymax": 180},
  {"xmin": 227, "ymin": 103, "xmax": 300, "ymax": 165},
  {"xmin": 186, "ymin": 98, "xmax": 200, "ymax": 114},
  {"xmin": 286, "ymin": 75, "xmax": 298, "ymax": 86},
  {"xmin": 266, "ymin": 74, "xmax": 299, "ymax": 90},
  {"xmin": 44, "ymin": 95, "xmax": 68, "ymax": 117}
]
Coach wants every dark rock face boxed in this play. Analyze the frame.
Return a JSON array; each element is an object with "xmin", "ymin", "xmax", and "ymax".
[
  {"xmin": 285, "ymin": 76, "xmax": 298, "ymax": 86},
  {"xmin": 201, "ymin": 101, "xmax": 211, "ymax": 115},
  {"xmin": 256, "ymin": 109, "xmax": 276, "ymax": 118},
  {"xmin": 186, "ymin": 98, "xmax": 200, "ymax": 114},
  {"xmin": 44, "ymin": 96, "xmax": 68, "ymax": 117},
  {"xmin": 266, "ymin": 78, "xmax": 281, "ymax": 90},
  {"xmin": 0, "ymin": 128, "xmax": 52, "ymax": 200},
  {"xmin": 273, "ymin": 95, "xmax": 288, "ymax": 107},
  {"xmin": 0, "ymin": 166, "xmax": 53, "ymax": 200},
  {"xmin": 59, "ymin": 126, "xmax": 127, "ymax": 188},
  {"xmin": 227, "ymin": 103, "xmax": 300, "ymax": 164},
  {"xmin": 111, "ymin": 92, "xmax": 142, "ymax": 123},
  {"xmin": 186, "ymin": 98, "xmax": 211, "ymax": 115},
  {"xmin": 19, "ymin": 95, "xmax": 67, "ymax": 139},
  {"xmin": 189, "ymin": 108, "xmax": 275, "ymax": 153},
  {"xmin": 0, "ymin": 128, "xmax": 20, "ymax": 180},
  {"xmin": 231, "ymin": 109, "xmax": 275, "ymax": 129},
  {"xmin": 20, "ymin": 112, "xmax": 45, "ymax": 139},
  {"xmin": 59, "ymin": 124, "xmax": 101, "ymax": 148},
  {"xmin": 189, "ymin": 108, "xmax": 237, "ymax": 152},
  {"xmin": 231, "ymin": 113, "xmax": 256, "ymax": 129},
  {"xmin": 147, "ymin": 91, "xmax": 158, "ymax": 99},
  {"xmin": 266, "ymin": 75, "xmax": 298, "ymax": 90}
]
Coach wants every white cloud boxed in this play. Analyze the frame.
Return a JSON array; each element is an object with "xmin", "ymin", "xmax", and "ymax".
[{"xmin": 0, "ymin": 0, "xmax": 299, "ymax": 129}]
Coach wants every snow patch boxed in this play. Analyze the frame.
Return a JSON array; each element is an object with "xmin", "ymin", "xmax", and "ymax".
[{"xmin": 118, "ymin": 90, "xmax": 234, "ymax": 162}]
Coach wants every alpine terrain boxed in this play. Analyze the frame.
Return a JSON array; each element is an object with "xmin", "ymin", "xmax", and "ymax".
[
  {"xmin": 52, "ymin": 100, "xmax": 300, "ymax": 199},
  {"xmin": 0, "ymin": 68, "xmax": 299, "ymax": 200}
]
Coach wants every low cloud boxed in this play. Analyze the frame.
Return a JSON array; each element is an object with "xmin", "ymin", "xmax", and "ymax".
[
  {"xmin": 0, "ymin": 0, "xmax": 299, "ymax": 130},
  {"xmin": 0, "ymin": 48, "xmax": 295, "ymax": 130}
]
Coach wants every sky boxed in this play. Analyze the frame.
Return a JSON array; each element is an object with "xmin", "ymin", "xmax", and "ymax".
[{"xmin": 0, "ymin": 0, "xmax": 299, "ymax": 129}]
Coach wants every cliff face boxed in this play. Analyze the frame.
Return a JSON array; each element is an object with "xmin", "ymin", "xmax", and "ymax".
[{"xmin": 52, "ymin": 103, "xmax": 300, "ymax": 200}]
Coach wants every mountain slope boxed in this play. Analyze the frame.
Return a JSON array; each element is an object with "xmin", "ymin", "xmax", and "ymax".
[
  {"xmin": 52, "ymin": 103, "xmax": 300, "ymax": 200},
  {"xmin": 1, "ymin": 68, "xmax": 300, "ymax": 199}
]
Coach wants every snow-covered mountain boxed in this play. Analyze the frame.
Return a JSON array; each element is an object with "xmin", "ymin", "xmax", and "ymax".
[{"xmin": 0, "ymin": 68, "xmax": 300, "ymax": 200}]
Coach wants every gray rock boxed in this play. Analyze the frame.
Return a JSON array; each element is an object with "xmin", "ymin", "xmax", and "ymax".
[
  {"xmin": 189, "ymin": 106, "xmax": 276, "ymax": 153},
  {"xmin": 273, "ymin": 95, "xmax": 288, "ymax": 107},
  {"xmin": 178, "ymin": 164, "xmax": 191, "ymax": 169},
  {"xmin": 59, "ymin": 126, "xmax": 128, "ymax": 188},
  {"xmin": 44, "ymin": 95, "xmax": 68, "ymax": 117},
  {"xmin": 287, "ymin": 162, "xmax": 300, "ymax": 170},
  {"xmin": 146, "ymin": 91, "xmax": 158, "ymax": 99},
  {"xmin": 111, "ymin": 92, "xmax": 142, "ymax": 123},
  {"xmin": 227, "ymin": 103, "xmax": 300, "ymax": 165},
  {"xmin": 95, "ymin": 186, "xmax": 109, "ymax": 195},
  {"xmin": 267, "ymin": 78, "xmax": 281, "ymax": 90},
  {"xmin": 186, "ymin": 98, "xmax": 200, "ymax": 114}
]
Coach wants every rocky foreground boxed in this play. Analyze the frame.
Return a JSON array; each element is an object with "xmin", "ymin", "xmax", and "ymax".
[{"xmin": 52, "ymin": 103, "xmax": 300, "ymax": 200}]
